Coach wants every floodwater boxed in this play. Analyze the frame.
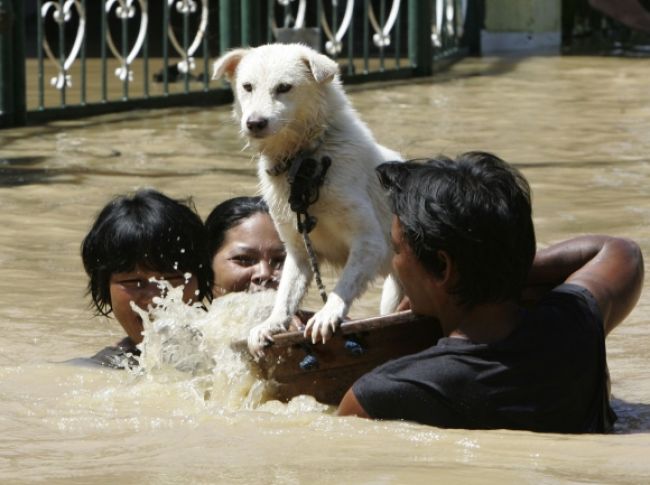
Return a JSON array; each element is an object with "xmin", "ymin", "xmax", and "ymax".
[{"xmin": 1, "ymin": 55, "xmax": 650, "ymax": 483}]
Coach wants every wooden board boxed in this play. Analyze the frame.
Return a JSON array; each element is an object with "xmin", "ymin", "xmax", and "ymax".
[{"xmin": 233, "ymin": 311, "xmax": 442, "ymax": 406}]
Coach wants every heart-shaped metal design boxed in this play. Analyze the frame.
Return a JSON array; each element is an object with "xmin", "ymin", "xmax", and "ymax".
[
  {"xmin": 319, "ymin": 0, "xmax": 355, "ymax": 56},
  {"xmin": 270, "ymin": 0, "xmax": 307, "ymax": 31},
  {"xmin": 105, "ymin": 0, "xmax": 148, "ymax": 81},
  {"xmin": 41, "ymin": 0, "xmax": 86, "ymax": 89},
  {"xmin": 166, "ymin": 0, "xmax": 209, "ymax": 74},
  {"xmin": 368, "ymin": 0, "xmax": 401, "ymax": 48}
]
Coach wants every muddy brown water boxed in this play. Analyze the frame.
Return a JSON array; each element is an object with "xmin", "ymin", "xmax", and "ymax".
[{"xmin": 1, "ymin": 55, "xmax": 650, "ymax": 483}]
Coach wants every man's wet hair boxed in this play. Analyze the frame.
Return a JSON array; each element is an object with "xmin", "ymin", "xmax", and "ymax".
[
  {"xmin": 81, "ymin": 189, "xmax": 213, "ymax": 317},
  {"xmin": 205, "ymin": 196, "xmax": 270, "ymax": 258},
  {"xmin": 377, "ymin": 152, "xmax": 536, "ymax": 307}
]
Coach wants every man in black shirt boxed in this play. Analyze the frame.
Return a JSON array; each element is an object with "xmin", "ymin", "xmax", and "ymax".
[{"xmin": 338, "ymin": 152, "xmax": 644, "ymax": 433}]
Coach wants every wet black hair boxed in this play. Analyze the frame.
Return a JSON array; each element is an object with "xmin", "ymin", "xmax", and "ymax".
[
  {"xmin": 204, "ymin": 196, "xmax": 270, "ymax": 258},
  {"xmin": 377, "ymin": 151, "xmax": 536, "ymax": 307},
  {"xmin": 81, "ymin": 189, "xmax": 213, "ymax": 317}
]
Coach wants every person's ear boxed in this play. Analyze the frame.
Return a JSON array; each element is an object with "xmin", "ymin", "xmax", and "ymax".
[{"xmin": 435, "ymin": 250, "xmax": 455, "ymax": 288}]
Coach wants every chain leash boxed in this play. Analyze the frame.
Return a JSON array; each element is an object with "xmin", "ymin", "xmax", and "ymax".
[{"xmin": 286, "ymin": 155, "xmax": 332, "ymax": 304}]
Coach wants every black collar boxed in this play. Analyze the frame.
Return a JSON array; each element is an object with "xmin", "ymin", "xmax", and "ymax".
[
  {"xmin": 287, "ymin": 155, "xmax": 331, "ymax": 233},
  {"xmin": 265, "ymin": 136, "xmax": 325, "ymax": 177}
]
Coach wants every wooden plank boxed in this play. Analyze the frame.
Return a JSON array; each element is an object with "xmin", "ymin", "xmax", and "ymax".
[{"xmin": 233, "ymin": 311, "xmax": 442, "ymax": 405}]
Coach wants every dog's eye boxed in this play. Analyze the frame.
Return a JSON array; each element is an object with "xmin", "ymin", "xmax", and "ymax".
[
  {"xmin": 242, "ymin": 82, "xmax": 253, "ymax": 92},
  {"xmin": 275, "ymin": 83, "xmax": 292, "ymax": 94}
]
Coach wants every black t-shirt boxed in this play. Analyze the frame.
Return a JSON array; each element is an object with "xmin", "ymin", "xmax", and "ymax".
[{"xmin": 353, "ymin": 284, "xmax": 616, "ymax": 433}]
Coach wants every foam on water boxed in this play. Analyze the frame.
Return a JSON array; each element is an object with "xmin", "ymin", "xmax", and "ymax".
[{"xmin": 126, "ymin": 282, "xmax": 328, "ymax": 413}]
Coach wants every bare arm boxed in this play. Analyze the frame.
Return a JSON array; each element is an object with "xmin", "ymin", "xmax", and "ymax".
[
  {"xmin": 337, "ymin": 388, "xmax": 370, "ymax": 418},
  {"xmin": 522, "ymin": 235, "xmax": 644, "ymax": 335}
]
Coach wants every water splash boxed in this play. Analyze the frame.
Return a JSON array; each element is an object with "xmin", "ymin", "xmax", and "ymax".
[{"xmin": 128, "ymin": 283, "xmax": 286, "ymax": 411}]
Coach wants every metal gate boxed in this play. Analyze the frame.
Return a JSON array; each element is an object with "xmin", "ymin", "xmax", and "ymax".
[{"xmin": 0, "ymin": 0, "xmax": 477, "ymax": 128}]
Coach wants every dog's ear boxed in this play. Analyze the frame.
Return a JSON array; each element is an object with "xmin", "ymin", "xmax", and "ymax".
[
  {"xmin": 212, "ymin": 48, "xmax": 249, "ymax": 82},
  {"xmin": 303, "ymin": 51, "xmax": 339, "ymax": 84}
]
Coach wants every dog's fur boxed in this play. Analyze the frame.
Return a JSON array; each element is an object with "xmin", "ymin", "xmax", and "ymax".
[{"xmin": 213, "ymin": 43, "xmax": 403, "ymax": 356}]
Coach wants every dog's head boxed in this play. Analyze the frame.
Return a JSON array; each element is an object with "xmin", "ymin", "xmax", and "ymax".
[{"xmin": 213, "ymin": 44, "xmax": 339, "ymax": 149}]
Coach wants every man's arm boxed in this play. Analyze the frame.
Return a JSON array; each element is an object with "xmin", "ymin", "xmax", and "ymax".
[
  {"xmin": 522, "ymin": 235, "xmax": 644, "ymax": 335},
  {"xmin": 337, "ymin": 388, "xmax": 370, "ymax": 418}
]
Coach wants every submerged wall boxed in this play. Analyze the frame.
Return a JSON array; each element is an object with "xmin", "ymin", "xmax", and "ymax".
[{"xmin": 482, "ymin": 0, "xmax": 562, "ymax": 53}]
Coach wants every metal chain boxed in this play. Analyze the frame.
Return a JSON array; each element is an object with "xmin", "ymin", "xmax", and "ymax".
[
  {"xmin": 298, "ymin": 212, "xmax": 328, "ymax": 304},
  {"xmin": 287, "ymin": 155, "xmax": 332, "ymax": 304}
]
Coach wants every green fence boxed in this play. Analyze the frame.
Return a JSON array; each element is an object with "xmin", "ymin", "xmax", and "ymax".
[{"xmin": 1, "ymin": 0, "xmax": 477, "ymax": 129}]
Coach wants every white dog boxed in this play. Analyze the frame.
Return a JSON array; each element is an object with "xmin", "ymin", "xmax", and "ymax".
[{"xmin": 213, "ymin": 43, "xmax": 403, "ymax": 356}]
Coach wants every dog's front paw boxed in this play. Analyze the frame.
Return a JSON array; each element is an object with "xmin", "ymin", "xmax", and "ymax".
[
  {"xmin": 304, "ymin": 294, "xmax": 347, "ymax": 344},
  {"xmin": 247, "ymin": 318, "xmax": 289, "ymax": 359}
]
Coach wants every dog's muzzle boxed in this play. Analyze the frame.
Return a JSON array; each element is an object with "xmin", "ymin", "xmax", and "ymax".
[{"xmin": 246, "ymin": 116, "xmax": 269, "ymax": 137}]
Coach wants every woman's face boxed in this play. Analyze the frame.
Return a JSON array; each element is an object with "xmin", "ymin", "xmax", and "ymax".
[
  {"xmin": 109, "ymin": 265, "xmax": 199, "ymax": 344},
  {"xmin": 211, "ymin": 212, "xmax": 286, "ymax": 296}
]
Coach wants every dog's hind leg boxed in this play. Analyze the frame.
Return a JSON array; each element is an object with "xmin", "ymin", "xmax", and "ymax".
[
  {"xmin": 247, "ymin": 246, "xmax": 312, "ymax": 357},
  {"xmin": 380, "ymin": 273, "xmax": 403, "ymax": 315}
]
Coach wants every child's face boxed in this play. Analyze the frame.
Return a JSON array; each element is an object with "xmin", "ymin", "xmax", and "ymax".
[{"xmin": 109, "ymin": 265, "xmax": 199, "ymax": 344}]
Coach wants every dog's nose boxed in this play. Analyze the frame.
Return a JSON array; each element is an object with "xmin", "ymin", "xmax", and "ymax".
[{"xmin": 246, "ymin": 117, "xmax": 268, "ymax": 133}]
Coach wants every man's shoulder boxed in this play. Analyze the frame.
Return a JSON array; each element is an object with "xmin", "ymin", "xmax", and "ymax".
[
  {"xmin": 527, "ymin": 283, "xmax": 605, "ymax": 338},
  {"xmin": 352, "ymin": 341, "xmax": 477, "ymax": 426},
  {"xmin": 541, "ymin": 283, "xmax": 602, "ymax": 317},
  {"xmin": 353, "ymin": 338, "xmax": 488, "ymax": 403},
  {"xmin": 369, "ymin": 337, "xmax": 482, "ymax": 373}
]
